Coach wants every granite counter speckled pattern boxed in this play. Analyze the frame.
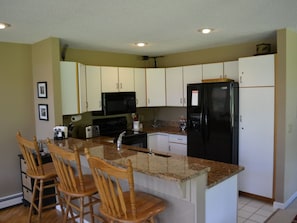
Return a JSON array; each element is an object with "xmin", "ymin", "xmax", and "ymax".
[{"xmin": 50, "ymin": 137, "xmax": 243, "ymax": 188}]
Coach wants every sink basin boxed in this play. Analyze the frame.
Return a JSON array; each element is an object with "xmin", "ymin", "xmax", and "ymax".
[{"xmin": 127, "ymin": 148, "xmax": 171, "ymax": 158}]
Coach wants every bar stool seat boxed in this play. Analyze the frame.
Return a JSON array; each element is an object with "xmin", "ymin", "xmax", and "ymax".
[{"xmin": 85, "ymin": 148, "xmax": 166, "ymax": 223}]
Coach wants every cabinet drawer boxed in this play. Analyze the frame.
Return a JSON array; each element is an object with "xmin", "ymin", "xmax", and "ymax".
[
  {"xmin": 21, "ymin": 158, "xmax": 27, "ymax": 172},
  {"xmin": 23, "ymin": 187, "xmax": 32, "ymax": 203},
  {"xmin": 22, "ymin": 173, "xmax": 32, "ymax": 190},
  {"xmin": 168, "ymin": 134, "xmax": 187, "ymax": 144}
]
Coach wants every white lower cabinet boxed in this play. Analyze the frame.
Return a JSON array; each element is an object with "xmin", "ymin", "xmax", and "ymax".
[
  {"xmin": 147, "ymin": 133, "xmax": 169, "ymax": 153},
  {"xmin": 148, "ymin": 133, "xmax": 187, "ymax": 156},
  {"xmin": 168, "ymin": 134, "xmax": 187, "ymax": 156}
]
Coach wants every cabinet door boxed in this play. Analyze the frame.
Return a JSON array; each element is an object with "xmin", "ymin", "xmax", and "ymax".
[
  {"xmin": 202, "ymin": 62, "xmax": 224, "ymax": 80},
  {"xmin": 223, "ymin": 61, "xmax": 238, "ymax": 82},
  {"xmin": 60, "ymin": 62, "xmax": 86, "ymax": 115},
  {"xmin": 239, "ymin": 54, "xmax": 275, "ymax": 87},
  {"xmin": 86, "ymin": 65, "xmax": 102, "ymax": 111},
  {"xmin": 169, "ymin": 143, "xmax": 187, "ymax": 156},
  {"xmin": 166, "ymin": 67, "xmax": 183, "ymax": 106},
  {"xmin": 238, "ymin": 87, "xmax": 274, "ymax": 198},
  {"xmin": 118, "ymin": 67, "xmax": 134, "ymax": 92},
  {"xmin": 146, "ymin": 68, "xmax": 166, "ymax": 107},
  {"xmin": 183, "ymin": 65, "xmax": 202, "ymax": 106},
  {"xmin": 134, "ymin": 68, "xmax": 146, "ymax": 107},
  {"xmin": 78, "ymin": 63, "xmax": 87, "ymax": 113},
  {"xmin": 101, "ymin": 66, "xmax": 119, "ymax": 92},
  {"xmin": 147, "ymin": 133, "xmax": 169, "ymax": 153}
]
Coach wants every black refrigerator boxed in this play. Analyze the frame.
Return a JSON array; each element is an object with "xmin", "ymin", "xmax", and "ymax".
[{"xmin": 187, "ymin": 82, "xmax": 239, "ymax": 164}]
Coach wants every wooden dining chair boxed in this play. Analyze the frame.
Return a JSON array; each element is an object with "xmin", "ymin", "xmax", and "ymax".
[
  {"xmin": 16, "ymin": 131, "xmax": 64, "ymax": 223},
  {"xmin": 85, "ymin": 148, "xmax": 166, "ymax": 223},
  {"xmin": 47, "ymin": 141, "xmax": 101, "ymax": 223}
]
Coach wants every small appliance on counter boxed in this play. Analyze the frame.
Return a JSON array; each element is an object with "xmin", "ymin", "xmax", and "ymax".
[
  {"xmin": 71, "ymin": 125, "xmax": 100, "ymax": 139},
  {"xmin": 53, "ymin": 126, "xmax": 68, "ymax": 140}
]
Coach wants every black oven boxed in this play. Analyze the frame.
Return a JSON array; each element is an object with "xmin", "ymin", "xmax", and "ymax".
[{"xmin": 93, "ymin": 117, "xmax": 147, "ymax": 149}]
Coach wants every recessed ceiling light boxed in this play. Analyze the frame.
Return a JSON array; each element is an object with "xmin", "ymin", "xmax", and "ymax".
[
  {"xmin": 135, "ymin": 42, "xmax": 147, "ymax": 47},
  {"xmin": 0, "ymin": 22, "xmax": 11, "ymax": 30},
  {"xmin": 198, "ymin": 28, "xmax": 213, "ymax": 34}
]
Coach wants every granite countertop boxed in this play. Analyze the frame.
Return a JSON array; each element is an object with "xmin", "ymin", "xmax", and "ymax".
[{"xmin": 50, "ymin": 137, "xmax": 243, "ymax": 188}]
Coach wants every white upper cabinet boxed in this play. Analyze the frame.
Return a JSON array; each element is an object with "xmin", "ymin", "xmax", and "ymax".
[
  {"xmin": 101, "ymin": 66, "xmax": 134, "ymax": 92},
  {"xmin": 166, "ymin": 67, "xmax": 183, "ymax": 106},
  {"xmin": 202, "ymin": 62, "xmax": 224, "ymax": 80},
  {"xmin": 146, "ymin": 68, "xmax": 166, "ymax": 107},
  {"xmin": 183, "ymin": 65, "xmax": 203, "ymax": 106},
  {"xmin": 223, "ymin": 61, "xmax": 239, "ymax": 82},
  {"xmin": 238, "ymin": 54, "xmax": 275, "ymax": 87},
  {"xmin": 85, "ymin": 65, "xmax": 102, "ymax": 111},
  {"xmin": 101, "ymin": 66, "xmax": 118, "ymax": 92},
  {"xmin": 60, "ymin": 61, "xmax": 87, "ymax": 115},
  {"xmin": 134, "ymin": 68, "xmax": 146, "ymax": 107},
  {"xmin": 118, "ymin": 67, "xmax": 135, "ymax": 92}
]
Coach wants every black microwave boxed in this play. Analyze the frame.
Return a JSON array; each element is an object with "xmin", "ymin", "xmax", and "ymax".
[{"xmin": 102, "ymin": 92, "xmax": 136, "ymax": 115}]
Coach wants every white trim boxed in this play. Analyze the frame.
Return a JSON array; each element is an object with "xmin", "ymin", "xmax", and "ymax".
[
  {"xmin": 0, "ymin": 193, "xmax": 23, "ymax": 209},
  {"xmin": 273, "ymin": 191, "xmax": 297, "ymax": 209}
]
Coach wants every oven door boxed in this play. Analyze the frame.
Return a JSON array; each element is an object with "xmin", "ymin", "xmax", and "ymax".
[{"xmin": 122, "ymin": 133, "xmax": 147, "ymax": 148}]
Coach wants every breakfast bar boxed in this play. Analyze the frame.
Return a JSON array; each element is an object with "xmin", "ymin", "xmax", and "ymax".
[{"xmin": 51, "ymin": 137, "xmax": 243, "ymax": 223}]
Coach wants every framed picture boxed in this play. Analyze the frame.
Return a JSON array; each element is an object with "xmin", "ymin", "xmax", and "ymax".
[
  {"xmin": 37, "ymin": 82, "xmax": 47, "ymax": 98},
  {"xmin": 38, "ymin": 104, "xmax": 49, "ymax": 121}
]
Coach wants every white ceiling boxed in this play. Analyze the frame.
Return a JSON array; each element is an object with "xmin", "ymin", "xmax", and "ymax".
[{"xmin": 1, "ymin": 0, "xmax": 297, "ymax": 56}]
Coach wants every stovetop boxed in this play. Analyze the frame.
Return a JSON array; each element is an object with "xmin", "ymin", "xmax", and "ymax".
[{"xmin": 92, "ymin": 116, "xmax": 146, "ymax": 138}]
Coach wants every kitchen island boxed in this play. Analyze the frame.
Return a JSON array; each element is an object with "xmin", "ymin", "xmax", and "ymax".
[{"xmin": 51, "ymin": 137, "xmax": 243, "ymax": 223}]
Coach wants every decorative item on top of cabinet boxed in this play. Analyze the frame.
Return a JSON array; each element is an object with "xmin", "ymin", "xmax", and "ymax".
[
  {"xmin": 146, "ymin": 68, "xmax": 166, "ymax": 107},
  {"xmin": 60, "ymin": 61, "xmax": 87, "ymax": 115}
]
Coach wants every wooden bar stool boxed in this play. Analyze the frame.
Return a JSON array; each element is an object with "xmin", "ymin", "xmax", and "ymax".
[
  {"xmin": 47, "ymin": 141, "xmax": 101, "ymax": 223},
  {"xmin": 16, "ymin": 131, "xmax": 64, "ymax": 223},
  {"xmin": 85, "ymin": 148, "xmax": 166, "ymax": 223}
]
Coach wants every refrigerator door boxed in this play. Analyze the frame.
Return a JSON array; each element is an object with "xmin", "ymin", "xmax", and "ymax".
[
  {"xmin": 187, "ymin": 84, "xmax": 205, "ymax": 158},
  {"xmin": 203, "ymin": 82, "xmax": 237, "ymax": 164}
]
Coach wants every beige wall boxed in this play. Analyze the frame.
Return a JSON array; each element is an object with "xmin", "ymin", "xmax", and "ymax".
[
  {"xmin": 275, "ymin": 29, "xmax": 297, "ymax": 203},
  {"xmin": 0, "ymin": 42, "xmax": 33, "ymax": 197},
  {"xmin": 32, "ymin": 38, "xmax": 62, "ymax": 140}
]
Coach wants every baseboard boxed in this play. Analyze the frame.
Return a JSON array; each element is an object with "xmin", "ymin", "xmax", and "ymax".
[
  {"xmin": 273, "ymin": 190, "xmax": 297, "ymax": 209},
  {"xmin": 0, "ymin": 193, "xmax": 23, "ymax": 209}
]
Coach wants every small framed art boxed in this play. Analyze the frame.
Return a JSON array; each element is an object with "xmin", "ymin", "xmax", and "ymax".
[
  {"xmin": 37, "ymin": 82, "xmax": 47, "ymax": 98},
  {"xmin": 38, "ymin": 104, "xmax": 49, "ymax": 121}
]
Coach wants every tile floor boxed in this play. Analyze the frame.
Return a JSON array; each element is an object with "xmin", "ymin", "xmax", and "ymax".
[{"xmin": 238, "ymin": 196, "xmax": 278, "ymax": 223}]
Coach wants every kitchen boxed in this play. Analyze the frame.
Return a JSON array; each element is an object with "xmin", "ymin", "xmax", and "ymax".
[{"xmin": 0, "ymin": 29, "xmax": 297, "ymax": 222}]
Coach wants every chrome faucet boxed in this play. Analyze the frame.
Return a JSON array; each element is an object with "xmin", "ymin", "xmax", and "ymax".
[{"xmin": 116, "ymin": 131, "xmax": 126, "ymax": 151}]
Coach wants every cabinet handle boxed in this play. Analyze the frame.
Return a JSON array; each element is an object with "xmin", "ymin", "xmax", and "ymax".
[
  {"xmin": 120, "ymin": 83, "xmax": 122, "ymax": 89},
  {"xmin": 148, "ymin": 98, "xmax": 150, "ymax": 105},
  {"xmin": 116, "ymin": 83, "xmax": 119, "ymax": 89},
  {"xmin": 240, "ymin": 76, "xmax": 242, "ymax": 83},
  {"xmin": 180, "ymin": 98, "xmax": 183, "ymax": 104},
  {"xmin": 169, "ymin": 145, "xmax": 171, "ymax": 151}
]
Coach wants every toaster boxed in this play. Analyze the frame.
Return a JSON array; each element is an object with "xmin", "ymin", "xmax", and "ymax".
[{"xmin": 53, "ymin": 126, "xmax": 68, "ymax": 140}]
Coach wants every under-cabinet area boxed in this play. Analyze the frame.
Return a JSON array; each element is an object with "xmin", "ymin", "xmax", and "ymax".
[{"xmin": 18, "ymin": 154, "xmax": 56, "ymax": 206}]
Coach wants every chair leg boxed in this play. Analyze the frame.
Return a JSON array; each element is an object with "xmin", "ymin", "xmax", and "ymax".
[
  {"xmin": 27, "ymin": 179, "xmax": 38, "ymax": 223},
  {"xmin": 63, "ymin": 195, "xmax": 71, "ymax": 223},
  {"xmin": 89, "ymin": 195, "xmax": 95, "ymax": 223},
  {"xmin": 37, "ymin": 179, "xmax": 44, "ymax": 222},
  {"xmin": 80, "ymin": 197, "xmax": 84, "ymax": 223}
]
